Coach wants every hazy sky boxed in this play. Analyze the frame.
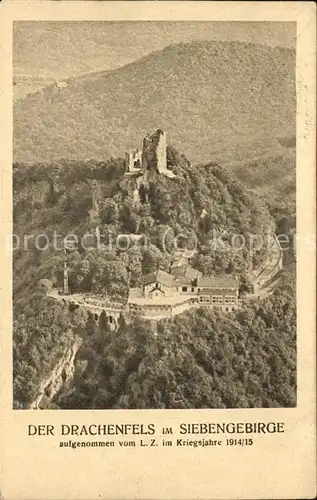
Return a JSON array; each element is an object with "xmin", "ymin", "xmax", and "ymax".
[{"xmin": 13, "ymin": 21, "xmax": 296, "ymax": 80}]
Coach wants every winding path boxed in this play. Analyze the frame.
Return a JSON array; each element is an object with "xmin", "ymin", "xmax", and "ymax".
[{"xmin": 252, "ymin": 233, "xmax": 283, "ymax": 297}]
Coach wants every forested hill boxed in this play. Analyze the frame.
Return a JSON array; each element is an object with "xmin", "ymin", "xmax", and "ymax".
[
  {"xmin": 13, "ymin": 40, "xmax": 295, "ymax": 164},
  {"xmin": 14, "ymin": 264, "xmax": 296, "ymax": 409},
  {"xmin": 13, "ymin": 148, "xmax": 273, "ymax": 304},
  {"xmin": 13, "ymin": 146, "xmax": 296, "ymax": 409},
  {"xmin": 56, "ymin": 263, "xmax": 296, "ymax": 410}
]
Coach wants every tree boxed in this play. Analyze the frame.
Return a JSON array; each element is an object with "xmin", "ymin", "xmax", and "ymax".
[{"xmin": 36, "ymin": 279, "xmax": 53, "ymax": 295}]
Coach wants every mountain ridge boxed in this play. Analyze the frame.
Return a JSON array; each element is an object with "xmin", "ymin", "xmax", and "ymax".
[{"xmin": 14, "ymin": 40, "xmax": 295, "ymax": 164}]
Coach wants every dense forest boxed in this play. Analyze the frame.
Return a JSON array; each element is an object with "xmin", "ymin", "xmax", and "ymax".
[
  {"xmin": 13, "ymin": 147, "xmax": 274, "ymax": 302},
  {"xmin": 13, "ymin": 292, "xmax": 82, "ymax": 409},
  {"xmin": 13, "ymin": 145, "xmax": 296, "ymax": 409}
]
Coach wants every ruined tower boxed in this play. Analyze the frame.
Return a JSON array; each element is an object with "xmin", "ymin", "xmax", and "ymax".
[
  {"xmin": 125, "ymin": 129, "xmax": 175, "ymax": 180},
  {"xmin": 142, "ymin": 129, "xmax": 167, "ymax": 173}
]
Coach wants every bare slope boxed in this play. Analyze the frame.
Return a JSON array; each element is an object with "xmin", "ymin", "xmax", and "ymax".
[{"xmin": 13, "ymin": 41, "xmax": 295, "ymax": 163}]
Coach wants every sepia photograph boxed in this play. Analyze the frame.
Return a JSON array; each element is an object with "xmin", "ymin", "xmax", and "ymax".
[
  {"xmin": 1, "ymin": 2, "xmax": 316, "ymax": 499},
  {"xmin": 13, "ymin": 20, "xmax": 297, "ymax": 411}
]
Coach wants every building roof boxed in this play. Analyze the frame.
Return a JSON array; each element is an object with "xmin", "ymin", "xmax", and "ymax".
[
  {"xmin": 197, "ymin": 276, "xmax": 239, "ymax": 289},
  {"xmin": 127, "ymin": 287, "xmax": 143, "ymax": 302},
  {"xmin": 170, "ymin": 265, "xmax": 187, "ymax": 277},
  {"xmin": 171, "ymin": 265, "xmax": 202, "ymax": 280},
  {"xmin": 186, "ymin": 266, "xmax": 202, "ymax": 280},
  {"xmin": 143, "ymin": 269, "xmax": 175, "ymax": 287}
]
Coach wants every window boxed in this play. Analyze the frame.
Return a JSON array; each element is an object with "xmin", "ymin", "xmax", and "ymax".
[
  {"xmin": 191, "ymin": 287, "xmax": 195, "ymax": 292},
  {"xmin": 182, "ymin": 286, "xmax": 188, "ymax": 292},
  {"xmin": 199, "ymin": 295, "xmax": 210, "ymax": 303},
  {"xmin": 212, "ymin": 295, "xmax": 223, "ymax": 304},
  {"xmin": 224, "ymin": 295, "xmax": 236, "ymax": 304},
  {"xmin": 155, "ymin": 283, "xmax": 159, "ymax": 289}
]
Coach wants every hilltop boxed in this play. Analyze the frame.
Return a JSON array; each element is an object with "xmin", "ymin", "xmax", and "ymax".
[
  {"xmin": 13, "ymin": 143, "xmax": 296, "ymax": 409},
  {"xmin": 13, "ymin": 41, "xmax": 295, "ymax": 164},
  {"xmin": 13, "ymin": 146, "xmax": 274, "ymax": 302}
]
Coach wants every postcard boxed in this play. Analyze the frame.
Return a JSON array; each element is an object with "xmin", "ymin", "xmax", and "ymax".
[{"xmin": 0, "ymin": 1, "xmax": 316, "ymax": 499}]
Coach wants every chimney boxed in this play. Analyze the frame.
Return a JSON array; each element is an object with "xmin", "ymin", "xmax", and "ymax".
[
  {"xmin": 63, "ymin": 261, "xmax": 69, "ymax": 295},
  {"xmin": 127, "ymin": 269, "xmax": 132, "ymax": 288}
]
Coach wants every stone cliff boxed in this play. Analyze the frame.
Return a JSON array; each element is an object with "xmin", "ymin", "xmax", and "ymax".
[{"xmin": 29, "ymin": 336, "xmax": 82, "ymax": 409}]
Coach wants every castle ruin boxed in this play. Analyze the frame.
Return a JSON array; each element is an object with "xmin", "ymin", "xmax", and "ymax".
[
  {"xmin": 125, "ymin": 129, "xmax": 175, "ymax": 179},
  {"xmin": 125, "ymin": 149, "xmax": 143, "ymax": 175}
]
